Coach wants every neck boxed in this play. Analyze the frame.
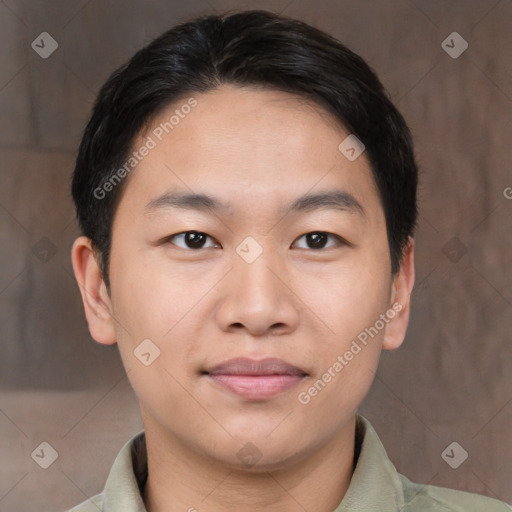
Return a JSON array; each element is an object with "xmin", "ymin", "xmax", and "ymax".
[{"xmin": 141, "ymin": 415, "xmax": 356, "ymax": 512}]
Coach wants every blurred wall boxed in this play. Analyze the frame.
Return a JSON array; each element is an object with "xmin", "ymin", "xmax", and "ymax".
[{"xmin": 0, "ymin": 1, "xmax": 510, "ymax": 510}]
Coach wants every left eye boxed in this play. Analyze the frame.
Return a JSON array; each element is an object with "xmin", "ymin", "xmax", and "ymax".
[
  {"xmin": 165, "ymin": 231, "xmax": 219, "ymax": 249},
  {"xmin": 293, "ymin": 231, "xmax": 343, "ymax": 250}
]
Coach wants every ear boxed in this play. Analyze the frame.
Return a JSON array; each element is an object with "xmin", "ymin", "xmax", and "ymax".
[
  {"xmin": 382, "ymin": 236, "xmax": 415, "ymax": 351},
  {"xmin": 71, "ymin": 236, "xmax": 117, "ymax": 345}
]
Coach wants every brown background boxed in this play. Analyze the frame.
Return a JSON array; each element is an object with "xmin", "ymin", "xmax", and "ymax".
[{"xmin": 0, "ymin": 1, "xmax": 511, "ymax": 511}]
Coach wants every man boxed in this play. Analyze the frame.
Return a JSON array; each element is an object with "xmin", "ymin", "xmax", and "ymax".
[{"xmin": 68, "ymin": 9, "xmax": 509, "ymax": 512}]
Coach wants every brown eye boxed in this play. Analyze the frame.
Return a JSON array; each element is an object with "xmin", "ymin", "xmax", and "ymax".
[
  {"xmin": 166, "ymin": 231, "xmax": 219, "ymax": 249},
  {"xmin": 293, "ymin": 232, "xmax": 343, "ymax": 250}
]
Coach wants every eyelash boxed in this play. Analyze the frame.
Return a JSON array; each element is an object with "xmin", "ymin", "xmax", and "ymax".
[{"xmin": 163, "ymin": 231, "xmax": 347, "ymax": 251}]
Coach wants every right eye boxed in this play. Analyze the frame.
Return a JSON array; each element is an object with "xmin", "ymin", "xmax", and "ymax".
[{"xmin": 163, "ymin": 231, "xmax": 220, "ymax": 250}]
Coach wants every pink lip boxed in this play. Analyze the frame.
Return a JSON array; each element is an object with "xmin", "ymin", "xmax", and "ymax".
[{"xmin": 204, "ymin": 357, "xmax": 307, "ymax": 400}]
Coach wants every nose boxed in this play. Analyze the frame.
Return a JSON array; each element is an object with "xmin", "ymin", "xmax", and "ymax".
[{"xmin": 215, "ymin": 247, "xmax": 300, "ymax": 337}]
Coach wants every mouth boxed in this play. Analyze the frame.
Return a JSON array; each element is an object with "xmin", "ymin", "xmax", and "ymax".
[{"xmin": 202, "ymin": 357, "xmax": 308, "ymax": 401}]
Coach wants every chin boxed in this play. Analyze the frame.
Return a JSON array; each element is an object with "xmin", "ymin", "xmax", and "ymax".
[{"xmin": 220, "ymin": 445, "xmax": 304, "ymax": 474}]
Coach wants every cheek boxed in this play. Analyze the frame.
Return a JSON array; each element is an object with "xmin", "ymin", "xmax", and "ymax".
[
  {"xmin": 295, "ymin": 270, "xmax": 389, "ymax": 428},
  {"xmin": 109, "ymin": 249, "xmax": 201, "ymax": 339},
  {"xmin": 302, "ymin": 257, "xmax": 391, "ymax": 341},
  {"xmin": 108, "ymin": 251, "xmax": 211, "ymax": 389},
  {"xmin": 110, "ymin": 280, "xmax": 202, "ymax": 426},
  {"xmin": 296, "ymin": 254, "xmax": 391, "ymax": 401}
]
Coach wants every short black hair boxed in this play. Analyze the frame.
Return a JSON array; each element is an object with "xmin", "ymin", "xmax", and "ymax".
[{"xmin": 71, "ymin": 9, "xmax": 418, "ymax": 291}]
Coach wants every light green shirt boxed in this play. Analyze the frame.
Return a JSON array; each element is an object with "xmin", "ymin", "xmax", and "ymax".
[{"xmin": 67, "ymin": 414, "xmax": 510, "ymax": 511}]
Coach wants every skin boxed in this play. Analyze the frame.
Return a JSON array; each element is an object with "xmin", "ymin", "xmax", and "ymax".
[{"xmin": 72, "ymin": 84, "xmax": 415, "ymax": 512}]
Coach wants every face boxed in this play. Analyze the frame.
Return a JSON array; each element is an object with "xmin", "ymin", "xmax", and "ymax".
[{"xmin": 74, "ymin": 84, "xmax": 414, "ymax": 471}]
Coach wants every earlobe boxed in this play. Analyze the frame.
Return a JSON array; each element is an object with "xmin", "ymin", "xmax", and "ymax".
[
  {"xmin": 382, "ymin": 237, "xmax": 415, "ymax": 351},
  {"xmin": 71, "ymin": 236, "xmax": 117, "ymax": 345}
]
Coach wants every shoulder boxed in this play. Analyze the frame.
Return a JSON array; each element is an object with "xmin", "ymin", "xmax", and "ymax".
[
  {"xmin": 398, "ymin": 473, "xmax": 511, "ymax": 511},
  {"xmin": 351, "ymin": 414, "xmax": 510, "ymax": 512}
]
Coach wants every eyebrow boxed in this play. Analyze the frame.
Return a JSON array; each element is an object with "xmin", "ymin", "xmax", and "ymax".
[{"xmin": 144, "ymin": 189, "xmax": 366, "ymax": 218}]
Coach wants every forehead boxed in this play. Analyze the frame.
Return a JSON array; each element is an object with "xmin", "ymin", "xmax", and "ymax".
[{"xmin": 119, "ymin": 84, "xmax": 382, "ymax": 221}]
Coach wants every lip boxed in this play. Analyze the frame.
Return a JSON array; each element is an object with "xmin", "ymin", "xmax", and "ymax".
[{"xmin": 203, "ymin": 357, "xmax": 308, "ymax": 400}]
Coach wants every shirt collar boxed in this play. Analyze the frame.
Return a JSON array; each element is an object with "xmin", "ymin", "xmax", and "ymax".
[
  {"xmin": 334, "ymin": 414, "xmax": 404, "ymax": 511},
  {"xmin": 102, "ymin": 413, "xmax": 404, "ymax": 511},
  {"xmin": 102, "ymin": 430, "xmax": 147, "ymax": 511}
]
